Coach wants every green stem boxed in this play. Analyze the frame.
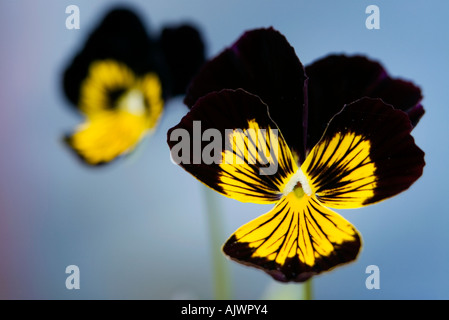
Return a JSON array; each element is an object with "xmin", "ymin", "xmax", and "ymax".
[
  {"xmin": 303, "ymin": 279, "xmax": 313, "ymax": 300},
  {"xmin": 202, "ymin": 186, "xmax": 232, "ymax": 300}
]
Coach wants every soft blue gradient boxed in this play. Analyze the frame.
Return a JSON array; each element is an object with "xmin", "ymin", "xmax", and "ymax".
[{"xmin": 0, "ymin": 0, "xmax": 447, "ymax": 299}]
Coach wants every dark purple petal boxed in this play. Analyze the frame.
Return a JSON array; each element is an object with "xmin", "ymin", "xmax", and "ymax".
[
  {"xmin": 305, "ymin": 55, "xmax": 424, "ymax": 153},
  {"xmin": 184, "ymin": 27, "xmax": 308, "ymax": 163},
  {"xmin": 63, "ymin": 8, "xmax": 157, "ymax": 106},
  {"xmin": 63, "ymin": 7, "xmax": 205, "ymax": 107},
  {"xmin": 369, "ymin": 77, "xmax": 424, "ymax": 127},
  {"xmin": 159, "ymin": 24, "xmax": 206, "ymax": 97}
]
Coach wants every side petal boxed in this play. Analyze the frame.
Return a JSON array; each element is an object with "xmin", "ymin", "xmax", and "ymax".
[
  {"xmin": 167, "ymin": 89, "xmax": 298, "ymax": 204},
  {"xmin": 302, "ymin": 97, "xmax": 425, "ymax": 209},
  {"xmin": 305, "ymin": 55, "xmax": 424, "ymax": 151},
  {"xmin": 223, "ymin": 193, "xmax": 361, "ymax": 282},
  {"xmin": 184, "ymin": 27, "xmax": 308, "ymax": 163}
]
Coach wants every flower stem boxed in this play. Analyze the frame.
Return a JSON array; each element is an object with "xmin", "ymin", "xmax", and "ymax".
[
  {"xmin": 202, "ymin": 186, "xmax": 232, "ymax": 300},
  {"xmin": 303, "ymin": 279, "xmax": 313, "ymax": 300}
]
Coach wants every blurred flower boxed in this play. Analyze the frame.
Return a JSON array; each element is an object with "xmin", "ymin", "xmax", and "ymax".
[
  {"xmin": 62, "ymin": 7, "xmax": 205, "ymax": 165},
  {"xmin": 167, "ymin": 28, "xmax": 425, "ymax": 282}
]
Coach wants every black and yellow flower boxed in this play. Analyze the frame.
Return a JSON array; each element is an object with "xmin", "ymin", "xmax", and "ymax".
[
  {"xmin": 167, "ymin": 28, "xmax": 425, "ymax": 282},
  {"xmin": 62, "ymin": 7, "xmax": 204, "ymax": 165}
]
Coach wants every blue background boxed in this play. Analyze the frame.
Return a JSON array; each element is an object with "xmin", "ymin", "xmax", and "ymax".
[{"xmin": 0, "ymin": 0, "xmax": 447, "ymax": 299}]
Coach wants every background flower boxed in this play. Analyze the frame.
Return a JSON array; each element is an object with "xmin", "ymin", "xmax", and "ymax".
[{"xmin": 62, "ymin": 7, "xmax": 205, "ymax": 165}]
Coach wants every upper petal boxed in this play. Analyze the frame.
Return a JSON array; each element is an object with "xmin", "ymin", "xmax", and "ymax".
[
  {"xmin": 305, "ymin": 54, "xmax": 424, "ymax": 152},
  {"xmin": 63, "ymin": 7, "xmax": 205, "ymax": 108},
  {"xmin": 63, "ymin": 8, "xmax": 158, "ymax": 107},
  {"xmin": 184, "ymin": 27, "xmax": 308, "ymax": 162},
  {"xmin": 159, "ymin": 24, "xmax": 206, "ymax": 96}
]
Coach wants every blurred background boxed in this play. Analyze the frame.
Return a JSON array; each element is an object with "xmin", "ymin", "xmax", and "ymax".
[{"xmin": 0, "ymin": 0, "xmax": 447, "ymax": 299}]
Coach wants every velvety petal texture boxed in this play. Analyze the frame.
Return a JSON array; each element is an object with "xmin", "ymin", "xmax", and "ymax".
[
  {"xmin": 305, "ymin": 55, "xmax": 424, "ymax": 152},
  {"xmin": 160, "ymin": 25, "xmax": 206, "ymax": 97},
  {"xmin": 184, "ymin": 27, "xmax": 308, "ymax": 162}
]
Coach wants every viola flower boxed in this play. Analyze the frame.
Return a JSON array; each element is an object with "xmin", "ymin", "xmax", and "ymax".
[
  {"xmin": 62, "ymin": 7, "xmax": 205, "ymax": 165},
  {"xmin": 167, "ymin": 28, "xmax": 425, "ymax": 282}
]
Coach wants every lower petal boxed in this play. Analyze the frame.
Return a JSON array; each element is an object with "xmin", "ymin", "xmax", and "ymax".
[
  {"xmin": 65, "ymin": 111, "xmax": 150, "ymax": 165},
  {"xmin": 223, "ymin": 193, "xmax": 361, "ymax": 282}
]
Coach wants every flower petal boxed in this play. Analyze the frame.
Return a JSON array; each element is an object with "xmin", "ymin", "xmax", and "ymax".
[
  {"xmin": 305, "ymin": 55, "xmax": 424, "ymax": 152},
  {"xmin": 159, "ymin": 24, "xmax": 206, "ymax": 96},
  {"xmin": 167, "ymin": 89, "xmax": 298, "ymax": 204},
  {"xmin": 184, "ymin": 28, "xmax": 308, "ymax": 162},
  {"xmin": 63, "ymin": 8, "xmax": 158, "ymax": 108},
  {"xmin": 65, "ymin": 110, "xmax": 154, "ymax": 166},
  {"xmin": 302, "ymin": 97, "xmax": 425, "ymax": 209},
  {"xmin": 223, "ymin": 192, "xmax": 361, "ymax": 282}
]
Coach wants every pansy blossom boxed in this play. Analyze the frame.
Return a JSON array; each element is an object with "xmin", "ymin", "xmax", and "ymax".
[
  {"xmin": 63, "ymin": 7, "xmax": 205, "ymax": 165},
  {"xmin": 167, "ymin": 28, "xmax": 425, "ymax": 282}
]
